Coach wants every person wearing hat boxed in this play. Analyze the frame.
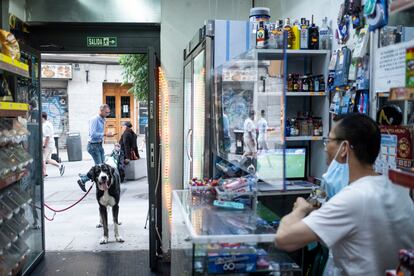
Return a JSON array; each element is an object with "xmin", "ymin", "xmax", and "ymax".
[{"xmin": 119, "ymin": 121, "xmax": 139, "ymax": 165}]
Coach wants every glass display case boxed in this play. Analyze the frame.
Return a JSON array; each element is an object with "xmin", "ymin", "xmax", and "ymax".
[
  {"xmin": 213, "ymin": 49, "xmax": 287, "ymax": 189},
  {"xmin": 0, "ymin": 44, "xmax": 44, "ymax": 275},
  {"xmin": 171, "ymin": 190, "xmax": 302, "ymax": 275}
]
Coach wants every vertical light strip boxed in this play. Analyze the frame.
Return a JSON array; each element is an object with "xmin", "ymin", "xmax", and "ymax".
[{"xmin": 158, "ymin": 67, "xmax": 171, "ymax": 223}]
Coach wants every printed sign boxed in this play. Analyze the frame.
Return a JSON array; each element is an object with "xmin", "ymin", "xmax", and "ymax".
[
  {"xmin": 374, "ymin": 40, "xmax": 414, "ymax": 93},
  {"xmin": 87, "ymin": 37, "xmax": 117, "ymax": 47},
  {"xmin": 41, "ymin": 64, "xmax": 72, "ymax": 79}
]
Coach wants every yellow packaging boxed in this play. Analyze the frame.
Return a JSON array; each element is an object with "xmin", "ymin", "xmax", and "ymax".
[
  {"xmin": 292, "ymin": 24, "xmax": 300, "ymax": 50},
  {"xmin": 0, "ymin": 30, "xmax": 20, "ymax": 60}
]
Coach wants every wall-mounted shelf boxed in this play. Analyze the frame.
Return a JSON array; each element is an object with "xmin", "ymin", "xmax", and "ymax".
[
  {"xmin": 0, "ymin": 102, "xmax": 29, "ymax": 117},
  {"xmin": 286, "ymin": 92, "xmax": 326, "ymax": 96},
  {"xmin": 0, "ymin": 54, "xmax": 29, "ymax": 78},
  {"xmin": 389, "ymin": 168, "xmax": 414, "ymax": 189},
  {"xmin": 286, "ymin": 136, "xmax": 323, "ymax": 141}
]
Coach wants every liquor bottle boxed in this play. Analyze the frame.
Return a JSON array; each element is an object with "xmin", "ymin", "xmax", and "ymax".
[
  {"xmin": 275, "ymin": 20, "xmax": 284, "ymax": 49},
  {"xmin": 300, "ymin": 18, "xmax": 309, "ymax": 49},
  {"xmin": 309, "ymin": 15, "xmax": 319, "ymax": 49},
  {"xmin": 292, "ymin": 20, "xmax": 300, "ymax": 50},
  {"xmin": 319, "ymin": 17, "xmax": 332, "ymax": 50},
  {"xmin": 256, "ymin": 21, "xmax": 266, "ymax": 48},
  {"xmin": 283, "ymin": 18, "xmax": 293, "ymax": 49}
]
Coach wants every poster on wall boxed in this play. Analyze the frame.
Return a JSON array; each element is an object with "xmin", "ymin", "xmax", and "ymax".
[
  {"xmin": 139, "ymin": 102, "xmax": 148, "ymax": 135},
  {"xmin": 374, "ymin": 40, "xmax": 414, "ymax": 93},
  {"xmin": 41, "ymin": 88, "xmax": 69, "ymax": 148},
  {"xmin": 41, "ymin": 64, "xmax": 73, "ymax": 79}
]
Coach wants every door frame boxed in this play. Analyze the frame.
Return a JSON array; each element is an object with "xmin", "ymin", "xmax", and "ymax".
[{"xmin": 24, "ymin": 22, "xmax": 162, "ymax": 271}]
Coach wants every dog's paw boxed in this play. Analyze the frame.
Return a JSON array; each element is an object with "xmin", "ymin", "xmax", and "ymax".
[
  {"xmin": 99, "ymin": 236, "xmax": 108, "ymax": 244},
  {"xmin": 96, "ymin": 223, "xmax": 103, "ymax": 228},
  {"xmin": 115, "ymin": 236, "xmax": 125, "ymax": 243}
]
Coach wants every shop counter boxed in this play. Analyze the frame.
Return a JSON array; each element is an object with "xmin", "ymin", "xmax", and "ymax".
[{"xmin": 171, "ymin": 190, "xmax": 302, "ymax": 275}]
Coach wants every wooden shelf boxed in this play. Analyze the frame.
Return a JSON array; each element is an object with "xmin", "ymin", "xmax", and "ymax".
[
  {"xmin": 0, "ymin": 102, "xmax": 29, "ymax": 117},
  {"xmin": 286, "ymin": 136, "xmax": 323, "ymax": 141},
  {"xmin": 0, "ymin": 171, "xmax": 26, "ymax": 191},
  {"xmin": 388, "ymin": 168, "xmax": 414, "ymax": 189},
  {"xmin": 0, "ymin": 54, "xmax": 29, "ymax": 78}
]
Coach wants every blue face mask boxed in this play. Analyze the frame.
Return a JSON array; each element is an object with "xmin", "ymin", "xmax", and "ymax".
[{"xmin": 322, "ymin": 141, "xmax": 349, "ymax": 199}]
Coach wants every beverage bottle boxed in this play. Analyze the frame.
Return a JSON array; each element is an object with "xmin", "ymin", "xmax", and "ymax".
[
  {"xmin": 275, "ymin": 20, "xmax": 284, "ymax": 48},
  {"xmin": 283, "ymin": 18, "xmax": 293, "ymax": 49},
  {"xmin": 256, "ymin": 21, "xmax": 266, "ymax": 48},
  {"xmin": 300, "ymin": 18, "xmax": 309, "ymax": 49},
  {"xmin": 319, "ymin": 16, "xmax": 332, "ymax": 50},
  {"xmin": 309, "ymin": 15, "xmax": 319, "ymax": 49},
  {"xmin": 292, "ymin": 20, "xmax": 300, "ymax": 50}
]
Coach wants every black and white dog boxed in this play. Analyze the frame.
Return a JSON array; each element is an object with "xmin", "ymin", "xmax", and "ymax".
[{"xmin": 87, "ymin": 163, "xmax": 124, "ymax": 244}]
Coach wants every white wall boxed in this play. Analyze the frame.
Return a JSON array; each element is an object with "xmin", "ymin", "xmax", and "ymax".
[{"xmin": 67, "ymin": 64, "xmax": 123, "ymax": 149}]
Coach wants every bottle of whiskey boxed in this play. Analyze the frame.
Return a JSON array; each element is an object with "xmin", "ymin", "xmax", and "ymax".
[
  {"xmin": 300, "ymin": 18, "xmax": 309, "ymax": 49},
  {"xmin": 283, "ymin": 18, "xmax": 293, "ymax": 49},
  {"xmin": 292, "ymin": 20, "xmax": 300, "ymax": 50},
  {"xmin": 309, "ymin": 15, "xmax": 319, "ymax": 49}
]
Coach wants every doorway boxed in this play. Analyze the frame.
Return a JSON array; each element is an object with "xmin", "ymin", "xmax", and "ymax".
[
  {"xmin": 24, "ymin": 22, "xmax": 162, "ymax": 272},
  {"xmin": 103, "ymin": 83, "xmax": 134, "ymax": 143}
]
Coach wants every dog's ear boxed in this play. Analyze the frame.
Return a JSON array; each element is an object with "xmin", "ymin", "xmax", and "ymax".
[
  {"xmin": 87, "ymin": 166, "xmax": 96, "ymax": 180},
  {"xmin": 110, "ymin": 166, "xmax": 115, "ymax": 176}
]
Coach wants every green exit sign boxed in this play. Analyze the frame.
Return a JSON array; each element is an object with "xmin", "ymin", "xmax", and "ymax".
[{"xmin": 87, "ymin": 37, "xmax": 117, "ymax": 47}]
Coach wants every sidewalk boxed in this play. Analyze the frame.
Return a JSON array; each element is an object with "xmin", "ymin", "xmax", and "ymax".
[{"xmin": 43, "ymin": 144, "xmax": 149, "ymax": 251}]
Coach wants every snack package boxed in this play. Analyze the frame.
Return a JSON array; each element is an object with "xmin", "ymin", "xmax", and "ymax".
[{"xmin": 0, "ymin": 30, "xmax": 20, "ymax": 59}]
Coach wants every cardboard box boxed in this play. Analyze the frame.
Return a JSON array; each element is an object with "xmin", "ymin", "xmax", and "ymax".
[{"xmin": 380, "ymin": 126, "xmax": 414, "ymax": 168}]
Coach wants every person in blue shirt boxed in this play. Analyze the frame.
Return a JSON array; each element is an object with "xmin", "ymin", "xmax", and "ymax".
[{"xmin": 77, "ymin": 104, "xmax": 114, "ymax": 191}]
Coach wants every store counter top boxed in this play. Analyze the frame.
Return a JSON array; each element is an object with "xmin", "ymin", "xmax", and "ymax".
[{"xmin": 173, "ymin": 190, "xmax": 278, "ymax": 245}]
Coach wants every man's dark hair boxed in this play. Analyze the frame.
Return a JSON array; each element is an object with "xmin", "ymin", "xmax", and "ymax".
[
  {"xmin": 249, "ymin": 110, "xmax": 255, "ymax": 118},
  {"xmin": 41, "ymin": 112, "xmax": 48, "ymax": 120},
  {"xmin": 261, "ymin": 109, "xmax": 265, "ymax": 116},
  {"xmin": 334, "ymin": 113, "xmax": 380, "ymax": 165}
]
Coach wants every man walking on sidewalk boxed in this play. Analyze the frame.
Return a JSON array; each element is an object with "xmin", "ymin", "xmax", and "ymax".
[
  {"xmin": 41, "ymin": 112, "xmax": 64, "ymax": 177},
  {"xmin": 78, "ymin": 104, "xmax": 114, "ymax": 191}
]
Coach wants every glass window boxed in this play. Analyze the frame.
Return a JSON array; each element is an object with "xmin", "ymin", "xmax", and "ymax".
[
  {"xmin": 105, "ymin": 96, "xmax": 116, "ymax": 118},
  {"xmin": 120, "ymin": 96, "xmax": 131, "ymax": 118}
]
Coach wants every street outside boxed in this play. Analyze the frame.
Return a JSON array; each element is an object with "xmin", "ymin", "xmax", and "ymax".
[{"xmin": 43, "ymin": 143, "xmax": 149, "ymax": 252}]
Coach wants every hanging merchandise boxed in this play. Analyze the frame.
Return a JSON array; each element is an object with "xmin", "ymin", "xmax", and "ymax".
[
  {"xmin": 356, "ymin": 55, "xmax": 370, "ymax": 90},
  {"xmin": 348, "ymin": 0, "xmax": 363, "ymax": 29},
  {"xmin": 365, "ymin": 0, "xmax": 388, "ymax": 32},
  {"xmin": 406, "ymin": 47, "xmax": 414, "ymax": 88},
  {"xmin": 336, "ymin": 3, "xmax": 350, "ymax": 44},
  {"xmin": 333, "ymin": 46, "xmax": 352, "ymax": 87}
]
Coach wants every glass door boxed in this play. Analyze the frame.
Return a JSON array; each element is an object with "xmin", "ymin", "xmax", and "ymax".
[
  {"xmin": 192, "ymin": 50, "xmax": 206, "ymax": 180},
  {"xmin": 183, "ymin": 62, "xmax": 192, "ymax": 185}
]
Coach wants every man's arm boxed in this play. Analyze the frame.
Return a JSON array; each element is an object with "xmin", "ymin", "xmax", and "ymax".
[
  {"xmin": 89, "ymin": 117, "xmax": 104, "ymax": 140},
  {"xmin": 275, "ymin": 198, "xmax": 319, "ymax": 252}
]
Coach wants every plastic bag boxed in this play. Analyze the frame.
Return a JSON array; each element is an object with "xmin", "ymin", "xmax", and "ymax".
[{"xmin": 0, "ymin": 30, "xmax": 20, "ymax": 59}]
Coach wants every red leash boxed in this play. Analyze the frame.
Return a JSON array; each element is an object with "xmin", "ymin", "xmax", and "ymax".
[{"xmin": 43, "ymin": 184, "xmax": 94, "ymax": 220}]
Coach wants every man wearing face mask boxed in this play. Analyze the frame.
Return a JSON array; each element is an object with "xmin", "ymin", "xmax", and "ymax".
[{"xmin": 275, "ymin": 113, "xmax": 414, "ymax": 275}]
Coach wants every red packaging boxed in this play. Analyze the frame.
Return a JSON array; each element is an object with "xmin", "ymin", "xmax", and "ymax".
[{"xmin": 380, "ymin": 126, "xmax": 413, "ymax": 168}]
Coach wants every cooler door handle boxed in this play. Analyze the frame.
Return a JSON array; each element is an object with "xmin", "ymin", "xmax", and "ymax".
[{"xmin": 186, "ymin": 129, "xmax": 193, "ymax": 162}]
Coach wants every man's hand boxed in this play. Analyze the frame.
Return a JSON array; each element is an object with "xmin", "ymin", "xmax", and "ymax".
[
  {"xmin": 105, "ymin": 131, "xmax": 114, "ymax": 137},
  {"xmin": 293, "ymin": 197, "xmax": 316, "ymax": 217}
]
